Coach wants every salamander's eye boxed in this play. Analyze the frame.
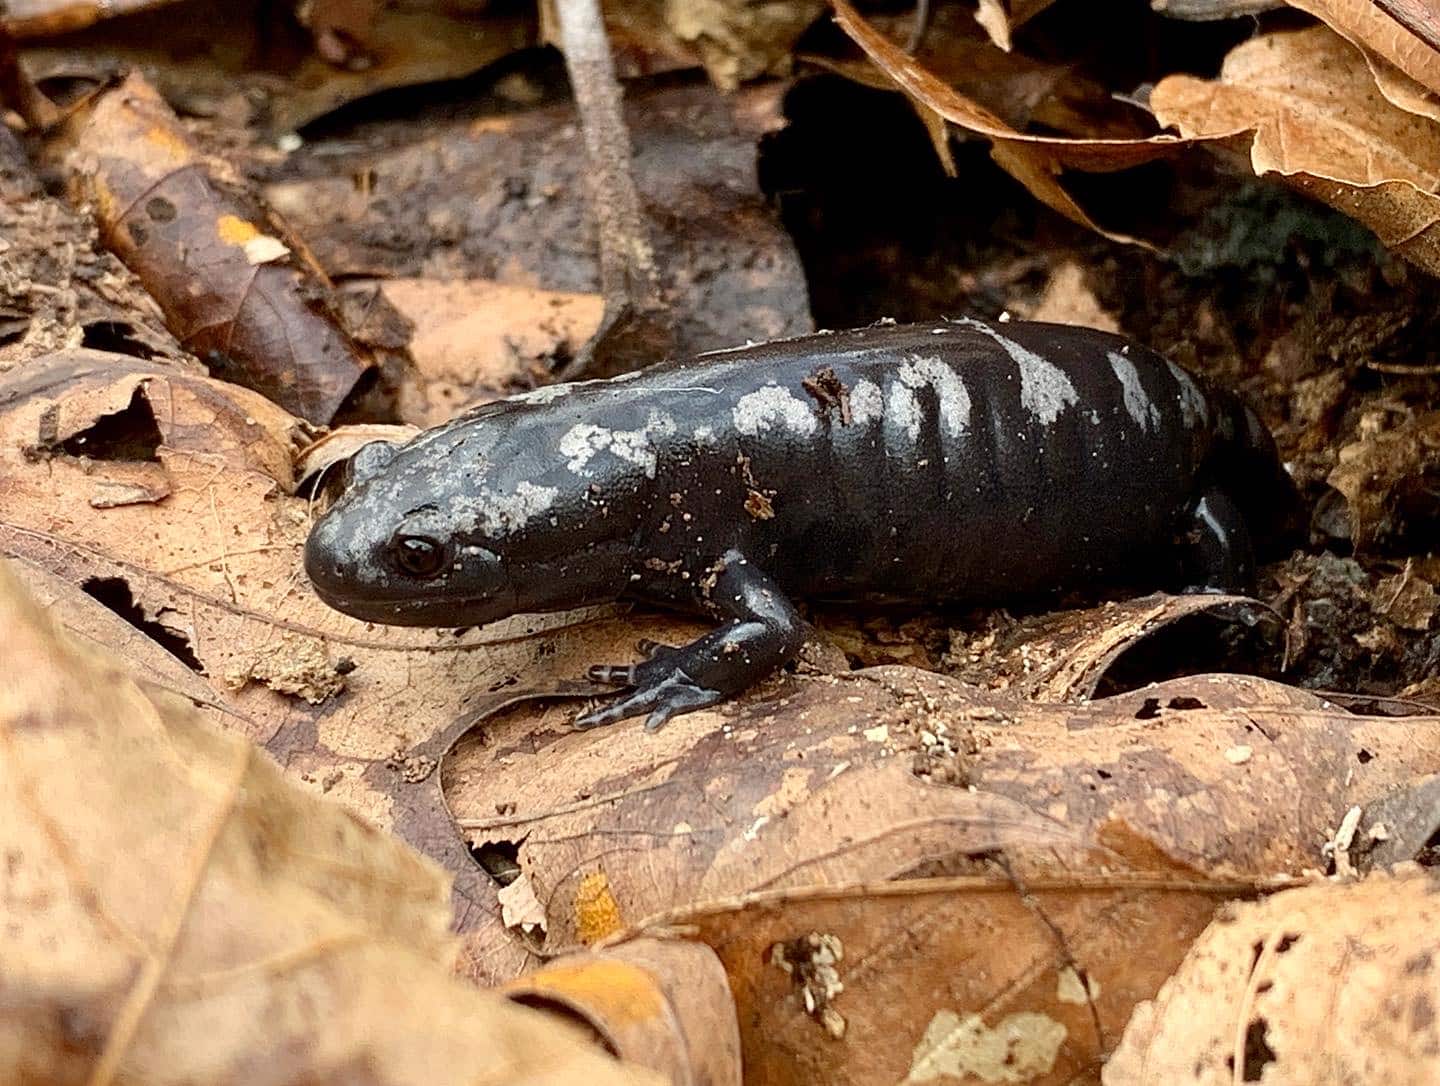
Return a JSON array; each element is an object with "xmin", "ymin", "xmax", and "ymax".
[{"xmin": 390, "ymin": 534, "xmax": 448, "ymax": 578}]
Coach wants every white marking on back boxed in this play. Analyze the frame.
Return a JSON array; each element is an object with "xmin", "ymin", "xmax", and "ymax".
[
  {"xmin": 1167, "ymin": 360, "xmax": 1210, "ymax": 427},
  {"xmin": 849, "ymin": 379, "xmax": 884, "ymax": 426},
  {"xmin": 451, "ymin": 481, "xmax": 559, "ymax": 536},
  {"xmin": 733, "ymin": 385, "xmax": 818, "ymax": 438},
  {"xmin": 955, "ymin": 317, "xmax": 1078, "ymax": 425},
  {"xmin": 887, "ymin": 382, "xmax": 921, "ymax": 442},
  {"xmin": 559, "ymin": 411, "xmax": 676, "ymax": 478},
  {"xmin": 1107, "ymin": 350, "xmax": 1161, "ymax": 432},
  {"xmin": 898, "ymin": 355, "xmax": 971, "ymax": 437}
]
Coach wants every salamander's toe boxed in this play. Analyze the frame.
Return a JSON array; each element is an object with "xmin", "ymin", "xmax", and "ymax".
[{"xmin": 573, "ymin": 667, "xmax": 722, "ymax": 731}]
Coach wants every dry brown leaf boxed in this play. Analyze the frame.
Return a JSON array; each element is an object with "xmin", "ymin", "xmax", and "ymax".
[
  {"xmin": 0, "ymin": 123, "xmax": 188, "ymax": 368},
  {"xmin": 17, "ymin": 0, "xmax": 535, "ymax": 133},
  {"xmin": 1104, "ymin": 872, "xmax": 1440, "ymax": 1084},
  {"xmin": 624, "ymin": 874, "xmax": 1286, "ymax": 1085},
  {"xmin": 829, "ymin": 0, "xmax": 1204, "ymax": 246},
  {"xmin": 295, "ymin": 423, "xmax": 423, "ymax": 491},
  {"xmin": 1289, "ymin": 0, "xmax": 1440, "ymax": 97},
  {"xmin": 503, "ymin": 939, "xmax": 742, "ymax": 1086},
  {"xmin": 0, "ymin": 346, "xmax": 634, "ymax": 984},
  {"xmin": 378, "ymin": 279, "xmax": 604, "ymax": 426},
  {"xmin": 1151, "ymin": 26, "xmax": 1440, "ymax": 277},
  {"xmin": 449, "ymin": 665, "xmax": 1440, "ymax": 955},
  {"xmin": 49, "ymin": 72, "xmax": 373, "ymax": 423},
  {"xmin": 1326, "ymin": 406, "xmax": 1440, "ymax": 550},
  {"xmin": 0, "ymin": 558, "xmax": 659, "ymax": 1086}
]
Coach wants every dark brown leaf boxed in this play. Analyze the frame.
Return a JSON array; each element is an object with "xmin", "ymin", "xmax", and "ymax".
[{"xmin": 49, "ymin": 71, "xmax": 374, "ymax": 423}]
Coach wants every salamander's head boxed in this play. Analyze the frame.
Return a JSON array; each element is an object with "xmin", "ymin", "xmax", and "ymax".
[{"xmin": 305, "ymin": 436, "xmax": 521, "ymax": 627}]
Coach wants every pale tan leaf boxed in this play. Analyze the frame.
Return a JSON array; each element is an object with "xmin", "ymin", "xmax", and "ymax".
[
  {"xmin": 0, "ymin": 559, "xmax": 659, "ymax": 1086},
  {"xmin": 1104, "ymin": 873, "xmax": 1440, "ymax": 1085},
  {"xmin": 1289, "ymin": 0, "xmax": 1440, "ymax": 97},
  {"xmin": 1152, "ymin": 26, "xmax": 1440, "ymax": 275}
]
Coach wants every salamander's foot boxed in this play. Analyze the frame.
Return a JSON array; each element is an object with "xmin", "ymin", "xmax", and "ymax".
[
  {"xmin": 576, "ymin": 655, "xmax": 724, "ymax": 731},
  {"xmin": 1179, "ymin": 488, "xmax": 1256, "ymax": 596},
  {"xmin": 575, "ymin": 551, "xmax": 805, "ymax": 731}
]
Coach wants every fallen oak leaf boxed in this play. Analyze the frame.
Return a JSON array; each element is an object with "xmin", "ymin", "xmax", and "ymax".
[
  {"xmin": 619, "ymin": 873, "xmax": 1300, "ymax": 1085},
  {"xmin": 447, "ymin": 666, "xmax": 1440, "ymax": 955}
]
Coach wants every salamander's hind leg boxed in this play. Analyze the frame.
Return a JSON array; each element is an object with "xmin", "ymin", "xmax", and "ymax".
[
  {"xmin": 576, "ymin": 551, "xmax": 806, "ymax": 731},
  {"xmin": 1179, "ymin": 488, "xmax": 1256, "ymax": 595}
]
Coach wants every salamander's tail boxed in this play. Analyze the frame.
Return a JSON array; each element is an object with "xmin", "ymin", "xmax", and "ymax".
[{"xmin": 1212, "ymin": 395, "xmax": 1306, "ymax": 559}]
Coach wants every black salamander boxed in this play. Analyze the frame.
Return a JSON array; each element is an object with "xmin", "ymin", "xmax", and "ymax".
[{"xmin": 305, "ymin": 319, "xmax": 1299, "ymax": 730}]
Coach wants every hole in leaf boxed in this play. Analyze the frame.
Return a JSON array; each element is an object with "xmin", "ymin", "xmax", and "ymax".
[
  {"xmin": 1135, "ymin": 698, "xmax": 1162, "ymax": 720},
  {"xmin": 1357, "ymin": 748, "xmax": 1374, "ymax": 764},
  {"xmin": 470, "ymin": 839, "xmax": 521, "ymax": 887},
  {"xmin": 61, "ymin": 385, "xmax": 162, "ymax": 462},
  {"xmin": 1167, "ymin": 696, "xmax": 1206, "ymax": 711},
  {"xmin": 80, "ymin": 577, "xmax": 203, "ymax": 672},
  {"xmin": 81, "ymin": 321, "xmax": 158, "ymax": 359},
  {"xmin": 1242, "ymin": 1018, "xmax": 1276, "ymax": 1081}
]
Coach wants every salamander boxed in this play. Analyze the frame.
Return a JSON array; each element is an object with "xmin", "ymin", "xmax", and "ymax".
[{"xmin": 305, "ymin": 318, "xmax": 1300, "ymax": 730}]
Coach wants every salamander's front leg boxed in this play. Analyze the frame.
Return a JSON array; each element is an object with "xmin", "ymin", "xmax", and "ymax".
[{"xmin": 576, "ymin": 551, "xmax": 806, "ymax": 731}]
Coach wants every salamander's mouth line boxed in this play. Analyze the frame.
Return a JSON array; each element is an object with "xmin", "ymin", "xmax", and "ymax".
[{"xmin": 310, "ymin": 585, "xmax": 499, "ymax": 625}]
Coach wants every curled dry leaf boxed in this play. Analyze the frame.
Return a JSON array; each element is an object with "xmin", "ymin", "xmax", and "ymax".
[
  {"xmin": 449, "ymin": 664, "xmax": 1440, "ymax": 955},
  {"xmin": 295, "ymin": 422, "xmax": 422, "ymax": 492},
  {"xmin": 1289, "ymin": 0, "xmax": 1440, "ymax": 99},
  {"xmin": 819, "ymin": 590, "xmax": 1280, "ymax": 701},
  {"xmin": 49, "ymin": 71, "xmax": 373, "ymax": 424},
  {"xmin": 828, "ymin": 0, "xmax": 1209, "ymax": 246},
  {"xmin": 624, "ymin": 874, "xmax": 1283, "ymax": 1085},
  {"xmin": 1104, "ymin": 872, "xmax": 1440, "ymax": 1085},
  {"xmin": 16, "ymin": 1, "xmax": 535, "ymax": 134},
  {"xmin": 0, "ymin": 560, "xmax": 658, "ymax": 1086},
  {"xmin": 1151, "ymin": 26, "xmax": 1440, "ymax": 277},
  {"xmin": 503, "ymin": 938, "xmax": 742, "ymax": 1086}
]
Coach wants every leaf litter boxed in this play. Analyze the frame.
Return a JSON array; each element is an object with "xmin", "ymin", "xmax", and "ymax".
[{"xmin": 3, "ymin": 0, "xmax": 1440, "ymax": 1082}]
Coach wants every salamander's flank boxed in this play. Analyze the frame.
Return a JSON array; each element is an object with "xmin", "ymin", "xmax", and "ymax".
[{"xmin": 305, "ymin": 319, "xmax": 1301, "ymax": 731}]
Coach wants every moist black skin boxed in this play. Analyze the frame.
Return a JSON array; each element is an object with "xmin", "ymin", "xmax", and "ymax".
[{"xmin": 304, "ymin": 319, "xmax": 1300, "ymax": 731}]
